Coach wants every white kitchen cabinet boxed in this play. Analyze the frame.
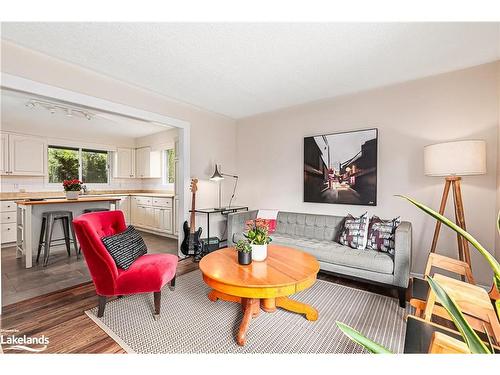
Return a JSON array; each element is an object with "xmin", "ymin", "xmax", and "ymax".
[
  {"xmin": 115, "ymin": 196, "xmax": 130, "ymax": 223},
  {"xmin": 134, "ymin": 204, "xmax": 146, "ymax": 226},
  {"xmin": 143, "ymin": 206, "xmax": 154, "ymax": 227},
  {"xmin": 130, "ymin": 195, "xmax": 175, "ymax": 237},
  {"xmin": 135, "ymin": 147, "xmax": 148, "ymax": 178},
  {"xmin": 134, "ymin": 205, "xmax": 153, "ymax": 227},
  {"xmin": 135, "ymin": 147, "xmax": 161, "ymax": 178},
  {"xmin": 152, "ymin": 207, "xmax": 162, "ymax": 229},
  {"xmin": 152, "ymin": 207, "xmax": 172, "ymax": 234},
  {"xmin": 1, "ymin": 133, "xmax": 46, "ymax": 176},
  {"xmin": 0, "ymin": 133, "xmax": 8, "ymax": 175},
  {"xmin": 130, "ymin": 196, "xmax": 139, "ymax": 223},
  {"xmin": 113, "ymin": 148, "xmax": 135, "ymax": 178},
  {"xmin": 1, "ymin": 200, "xmax": 17, "ymax": 244},
  {"xmin": 160, "ymin": 207, "xmax": 173, "ymax": 234}
]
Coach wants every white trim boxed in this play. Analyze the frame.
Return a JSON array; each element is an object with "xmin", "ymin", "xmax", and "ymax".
[
  {"xmin": 0, "ymin": 73, "xmax": 191, "ymax": 315},
  {"xmin": 1, "ymin": 74, "xmax": 189, "ymax": 128}
]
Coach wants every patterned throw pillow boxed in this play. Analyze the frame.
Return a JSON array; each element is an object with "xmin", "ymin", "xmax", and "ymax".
[
  {"xmin": 338, "ymin": 213, "xmax": 369, "ymax": 250},
  {"xmin": 101, "ymin": 225, "xmax": 148, "ymax": 270},
  {"xmin": 366, "ymin": 216, "xmax": 401, "ymax": 255}
]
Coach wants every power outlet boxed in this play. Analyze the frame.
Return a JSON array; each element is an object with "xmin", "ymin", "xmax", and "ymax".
[{"xmin": 13, "ymin": 183, "xmax": 19, "ymax": 190}]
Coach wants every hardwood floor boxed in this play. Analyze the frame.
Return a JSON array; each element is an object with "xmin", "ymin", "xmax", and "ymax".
[
  {"xmin": 1, "ymin": 253, "xmax": 407, "ymax": 354},
  {"xmin": 0, "ymin": 258, "xmax": 199, "ymax": 354},
  {"xmin": 1, "ymin": 231, "xmax": 177, "ymax": 306}
]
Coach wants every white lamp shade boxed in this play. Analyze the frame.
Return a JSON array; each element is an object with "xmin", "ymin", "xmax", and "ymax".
[{"xmin": 424, "ymin": 140, "xmax": 486, "ymax": 177}]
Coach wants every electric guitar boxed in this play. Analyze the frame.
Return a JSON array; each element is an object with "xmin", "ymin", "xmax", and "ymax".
[{"xmin": 180, "ymin": 179, "xmax": 203, "ymax": 258}]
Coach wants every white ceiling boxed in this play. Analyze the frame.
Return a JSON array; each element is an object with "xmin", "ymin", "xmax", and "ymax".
[
  {"xmin": 1, "ymin": 89, "xmax": 170, "ymax": 141},
  {"xmin": 2, "ymin": 23, "xmax": 499, "ymax": 118}
]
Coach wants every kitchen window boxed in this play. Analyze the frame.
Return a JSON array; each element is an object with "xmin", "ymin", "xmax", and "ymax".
[
  {"xmin": 48, "ymin": 145, "xmax": 109, "ymax": 184},
  {"xmin": 82, "ymin": 149, "xmax": 109, "ymax": 183},
  {"xmin": 162, "ymin": 148, "xmax": 175, "ymax": 185}
]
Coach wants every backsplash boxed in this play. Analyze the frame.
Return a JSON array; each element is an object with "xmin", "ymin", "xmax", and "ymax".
[{"xmin": 0, "ymin": 175, "xmax": 144, "ymax": 193}]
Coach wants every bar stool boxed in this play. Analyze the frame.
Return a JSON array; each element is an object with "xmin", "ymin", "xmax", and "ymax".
[
  {"xmin": 83, "ymin": 208, "xmax": 110, "ymax": 213},
  {"xmin": 37, "ymin": 210, "xmax": 78, "ymax": 267}
]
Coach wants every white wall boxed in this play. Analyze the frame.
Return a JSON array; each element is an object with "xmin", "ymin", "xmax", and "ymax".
[
  {"xmin": 497, "ymin": 63, "xmax": 500, "ymax": 260},
  {"xmin": 1, "ymin": 40, "xmax": 238, "ymax": 239},
  {"xmin": 236, "ymin": 62, "xmax": 499, "ymax": 286}
]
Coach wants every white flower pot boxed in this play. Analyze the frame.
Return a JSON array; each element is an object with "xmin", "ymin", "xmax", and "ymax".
[
  {"xmin": 66, "ymin": 191, "xmax": 79, "ymax": 200},
  {"xmin": 251, "ymin": 244, "xmax": 268, "ymax": 261}
]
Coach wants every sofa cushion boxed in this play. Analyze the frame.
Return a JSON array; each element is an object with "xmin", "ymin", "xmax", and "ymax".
[
  {"xmin": 275, "ymin": 211, "xmax": 344, "ymax": 241},
  {"xmin": 367, "ymin": 215, "xmax": 401, "ymax": 255},
  {"xmin": 338, "ymin": 213, "xmax": 369, "ymax": 250},
  {"xmin": 271, "ymin": 234, "xmax": 394, "ymax": 275}
]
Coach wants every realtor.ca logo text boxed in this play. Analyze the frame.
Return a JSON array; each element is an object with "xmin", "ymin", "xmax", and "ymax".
[{"xmin": 1, "ymin": 329, "xmax": 49, "ymax": 353}]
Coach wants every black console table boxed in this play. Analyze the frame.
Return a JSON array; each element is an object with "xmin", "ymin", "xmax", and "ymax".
[{"xmin": 190, "ymin": 206, "xmax": 248, "ymax": 251}]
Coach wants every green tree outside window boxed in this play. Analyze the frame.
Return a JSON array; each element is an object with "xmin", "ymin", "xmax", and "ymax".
[{"xmin": 48, "ymin": 145, "xmax": 109, "ymax": 184}]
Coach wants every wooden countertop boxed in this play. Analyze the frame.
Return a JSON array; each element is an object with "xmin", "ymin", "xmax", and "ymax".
[
  {"xmin": 16, "ymin": 196, "xmax": 122, "ymax": 206},
  {"xmin": 2, "ymin": 191, "xmax": 175, "ymax": 201},
  {"xmin": 128, "ymin": 193, "xmax": 175, "ymax": 198}
]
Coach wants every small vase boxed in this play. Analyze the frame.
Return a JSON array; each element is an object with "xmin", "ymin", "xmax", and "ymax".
[
  {"xmin": 66, "ymin": 191, "xmax": 79, "ymax": 200},
  {"xmin": 251, "ymin": 244, "xmax": 267, "ymax": 261},
  {"xmin": 238, "ymin": 251, "xmax": 252, "ymax": 265}
]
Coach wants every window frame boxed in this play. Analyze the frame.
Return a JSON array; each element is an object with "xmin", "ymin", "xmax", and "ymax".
[
  {"xmin": 47, "ymin": 144, "xmax": 111, "ymax": 187},
  {"xmin": 161, "ymin": 147, "xmax": 175, "ymax": 188}
]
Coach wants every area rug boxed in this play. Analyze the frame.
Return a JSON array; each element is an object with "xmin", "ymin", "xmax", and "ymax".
[{"xmin": 85, "ymin": 270, "xmax": 408, "ymax": 353}]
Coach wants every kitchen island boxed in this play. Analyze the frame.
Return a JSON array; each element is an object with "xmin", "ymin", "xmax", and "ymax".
[{"xmin": 16, "ymin": 196, "xmax": 121, "ymax": 268}]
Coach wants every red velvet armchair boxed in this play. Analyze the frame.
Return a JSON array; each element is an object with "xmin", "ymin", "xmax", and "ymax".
[{"xmin": 73, "ymin": 210, "xmax": 178, "ymax": 318}]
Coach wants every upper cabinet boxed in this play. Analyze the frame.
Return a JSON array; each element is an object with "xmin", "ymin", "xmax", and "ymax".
[
  {"xmin": 136, "ymin": 147, "xmax": 161, "ymax": 178},
  {"xmin": 1, "ymin": 133, "xmax": 46, "ymax": 176},
  {"xmin": 113, "ymin": 148, "xmax": 135, "ymax": 178},
  {"xmin": 113, "ymin": 146, "xmax": 161, "ymax": 179},
  {"xmin": 0, "ymin": 133, "xmax": 8, "ymax": 175}
]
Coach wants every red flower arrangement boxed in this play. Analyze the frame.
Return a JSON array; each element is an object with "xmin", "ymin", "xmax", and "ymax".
[
  {"xmin": 63, "ymin": 179, "xmax": 82, "ymax": 192},
  {"xmin": 244, "ymin": 219, "xmax": 272, "ymax": 245}
]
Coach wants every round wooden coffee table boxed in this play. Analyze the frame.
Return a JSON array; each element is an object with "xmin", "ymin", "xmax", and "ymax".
[{"xmin": 199, "ymin": 245, "xmax": 320, "ymax": 346}]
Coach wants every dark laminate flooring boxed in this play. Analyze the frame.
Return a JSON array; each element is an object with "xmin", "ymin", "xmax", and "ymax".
[{"xmin": 1, "ymin": 231, "xmax": 178, "ymax": 306}]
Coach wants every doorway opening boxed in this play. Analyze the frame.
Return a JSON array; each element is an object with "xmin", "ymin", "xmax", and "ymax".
[{"xmin": 0, "ymin": 74, "xmax": 190, "ymax": 311}]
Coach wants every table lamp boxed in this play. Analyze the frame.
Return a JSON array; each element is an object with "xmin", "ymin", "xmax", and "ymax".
[
  {"xmin": 424, "ymin": 139, "xmax": 486, "ymax": 269},
  {"xmin": 210, "ymin": 164, "xmax": 239, "ymax": 209}
]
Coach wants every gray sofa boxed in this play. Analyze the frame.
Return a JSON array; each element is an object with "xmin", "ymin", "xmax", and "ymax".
[{"xmin": 227, "ymin": 210, "xmax": 412, "ymax": 307}]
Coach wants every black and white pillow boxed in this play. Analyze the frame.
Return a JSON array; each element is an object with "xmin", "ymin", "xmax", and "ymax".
[
  {"xmin": 338, "ymin": 213, "xmax": 369, "ymax": 250},
  {"xmin": 101, "ymin": 225, "xmax": 148, "ymax": 270},
  {"xmin": 366, "ymin": 216, "xmax": 401, "ymax": 255}
]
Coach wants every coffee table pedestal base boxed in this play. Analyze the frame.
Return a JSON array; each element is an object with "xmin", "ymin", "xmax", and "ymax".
[{"xmin": 208, "ymin": 289, "xmax": 318, "ymax": 346}]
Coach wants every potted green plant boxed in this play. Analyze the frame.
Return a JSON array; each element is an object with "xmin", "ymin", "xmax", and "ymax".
[
  {"xmin": 335, "ymin": 198, "xmax": 500, "ymax": 354},
  {"xmin": 63, "ymin": 179, "xmax": 82, "ymax": 200},
  {"xmin": 244, "ymin": 219, "xmax": 272, "ymax": 261},
  {"xmin": 235, "ymin": 239, "xmax": 252, "ymax": 265}
]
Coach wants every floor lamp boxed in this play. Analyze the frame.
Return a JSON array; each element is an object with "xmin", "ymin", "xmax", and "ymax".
[
  {"xmin": 209, "ymin": 164, "xmax": 239, "ymax": 209},
  {"xmin": 424, "ymin": 140, "xmax": 486, "ymax": 270}
]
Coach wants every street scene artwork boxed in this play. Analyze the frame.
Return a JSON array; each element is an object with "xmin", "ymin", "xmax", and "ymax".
[{"xmin": 303, "ymin": 128, "xmax": 377, "ymax": 206}]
